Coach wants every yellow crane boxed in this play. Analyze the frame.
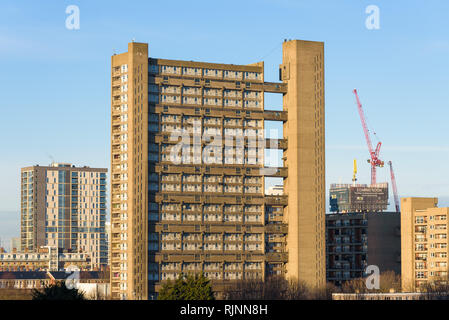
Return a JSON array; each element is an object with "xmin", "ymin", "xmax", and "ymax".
[{"xmin": 352, "ymin": 159, "xmax": 357, "ymax": 186}]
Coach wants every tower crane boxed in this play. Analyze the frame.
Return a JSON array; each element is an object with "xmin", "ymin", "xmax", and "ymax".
[
  {"xmin": 388, "ymin": 161, "xmax": 400, "ymax": 212},
  {"xmin": 353, "ymin": 89, "xmax": 384, "ymax": 185},
  {"xmin": 352, "ymin": 159, "xmax": 357, "ymax": 186}
]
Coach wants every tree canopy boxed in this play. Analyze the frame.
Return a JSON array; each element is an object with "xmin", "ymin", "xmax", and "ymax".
[
  {"xmin": 158, "ymin": 273, "xmax": 215, "ymax": 300},
  {"xmin": 31, "ymin": 281, "xmax": 86, "ymax": 300}
]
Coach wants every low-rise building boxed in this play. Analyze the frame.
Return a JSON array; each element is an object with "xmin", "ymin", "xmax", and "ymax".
[
  {"xmin": 0, "ymin": 271, "xmax": 109, "ymax": 299},
  {"xmin": 332, "ymin": 292, "xmax": 449, "ymax": 300},
  {"xmin": 0, "ymin": 246, "xmax": 91, "ymax": 272}
]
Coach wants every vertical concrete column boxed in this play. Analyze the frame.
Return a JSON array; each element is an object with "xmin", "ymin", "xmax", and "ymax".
[{"xmin": 282, "ymin": 40, "xmax": 325, "ymax": 289}]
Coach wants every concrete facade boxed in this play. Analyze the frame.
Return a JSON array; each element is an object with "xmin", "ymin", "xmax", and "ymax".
[
  {"xmin": 110, "ymin": 40, "xmax": 325, "ymax": 299},
  {"xmin": 281, "ymin": 40, "xmax": 325, "ymax": 289}
]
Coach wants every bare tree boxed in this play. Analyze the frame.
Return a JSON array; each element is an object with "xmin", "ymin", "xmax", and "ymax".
[
  {"xmin": 419, "ymin": 273, "xmax": 449, "ymax": 300},
  {"xmin": 223, "ymin": 276, "xmax": 288, "ymax": 300},
  {"xmin": 340, "ymin": 278, "xmax": 368, "ymax": 294},
  {"xmin": 339, "ymin": 271, "xmax": 401, "ymax": 295},
  {"xmin": 283, "ymin": 278, "xmax": 310, "ymax": 300},
  {"xmin": 378, "ymin": 270, "xmax": 401, "ymax": 293},
  {"xmin": 223, "ymin": 276, "xmax": 337, "ymax": 300},
  {"xmin": 318, "ymin": 282, "xmax": 341, "ymax": 300}
]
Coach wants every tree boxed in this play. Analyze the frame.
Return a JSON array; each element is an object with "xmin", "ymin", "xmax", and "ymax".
[
  {"xmin": 419, "ymin": 274, "xmax": 449, "ymax": 300},
  {"xmin": 339, "ymin": 277, "xmax": 369, "ymax": 298},
  {"xmin": 158, "ymin": 273, "xmax": 215, "ymax": 300},
  {"xmin": 223, "ymin": 277, "xmax": 284, "ymax": 300},
  {"xmin": 378, "ymin": 270, "xmax": 401, "ymax": 293},
  {"xmin": 31, "ymin": 281, "xmax": 86, "ymax": 300},
  {"xmin": 223, "ymin": 276, "xmax": 327, "ymax": 300},
  {"xmin": 339, "ymin": 271, "xmax": 401, "ymax": 294},
  {"xmin": 315, "ymin": 282, "xmax": 340, "ymax": 300}
]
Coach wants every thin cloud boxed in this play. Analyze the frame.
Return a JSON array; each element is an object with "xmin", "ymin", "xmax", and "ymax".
[
  {"xmin": 0, "ymin": 34, "xmax": 34, "ymax": 52},
  {"xmin": 423, "ymin": 40, "xmax": 449, "ymax": 54}
]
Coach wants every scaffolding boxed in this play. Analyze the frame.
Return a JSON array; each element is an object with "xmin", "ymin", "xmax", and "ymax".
[{"xmin": 329, "ymin": 183, "xmax": 389, "ymax": 213}]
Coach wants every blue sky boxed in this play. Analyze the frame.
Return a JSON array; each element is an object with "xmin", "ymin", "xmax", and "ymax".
[{"xmin": 0, "ymin": 0, "xmax": 448, "ymax": 249}]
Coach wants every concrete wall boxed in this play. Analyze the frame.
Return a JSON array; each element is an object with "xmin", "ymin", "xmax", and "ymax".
[
  {"xmin": 367, "ymin": 212, "xmax": 401, "ymax": 274},
  {"xmin": 282, "ymin": 40, "xmax": 325, "ymax": 289}
]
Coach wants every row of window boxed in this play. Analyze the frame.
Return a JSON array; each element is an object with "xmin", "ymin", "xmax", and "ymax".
[
  {"xmin": 160, "ymin": 115, "xmax": 262, "ymax": 127},
  {"xmin": 157, "ymin": 213, "xmax": 262, "ymax": 223},
  {"xmin": 159, "ymin": 203, "xmax": 263, "ymax": 212},
  {"xmin": 157, "ymin": 94, "xmax": 261, "ymax": 108},
  {"xmin": 153, "ymin": 65, "xmax": 261, "ymax": 81}
]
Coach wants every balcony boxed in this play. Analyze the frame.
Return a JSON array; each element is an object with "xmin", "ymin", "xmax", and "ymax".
[
  {"xmin": 265, "ymin": 224, "xmax": 288, "ymax": 234},
  {"xmin": 263, "ymin": 82, "xmax": 287, "ymax": 93},
  {"xmin": 265, "ymin": 139, "xmax": 288, "ymax": 150},
  {"xmin": 265, "ymin": 196, "xmax": 288, "ymax": 206},
  {"xmin": 263, "ymin": 110, "xmax": 288, "ymax": 121},
  {"xmin": 260, "ymin": 167, "xmax": 287, "ymax": 177},
  {"xmin": 265, "ymin": 252, "xmax": 288, "ymax": 263}
]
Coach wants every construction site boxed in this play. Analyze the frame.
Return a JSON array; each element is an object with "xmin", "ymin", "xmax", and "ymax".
[
  {"xmin": 329, "ymin": 89, "xmax": 400, "ymax": 214},
  {"xmin": 326, "ymin": 90, "xmax": 402, "ymax": 285}
]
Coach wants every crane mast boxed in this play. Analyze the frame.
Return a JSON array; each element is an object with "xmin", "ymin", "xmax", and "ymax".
[
  {"xmin": 388, "ymin": 161, "xmax": 400, "ymax": 212},
  {"xmin": 353, "ymin": 89, "xmax": 384, "ymax": 185},
  {"xmin": 352, "ymin": 159, "xmax": 357, "ymax": 186}
]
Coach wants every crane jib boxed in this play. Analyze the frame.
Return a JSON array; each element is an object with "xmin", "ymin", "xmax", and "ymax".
[{"xmin": 353, "ymin": 89, "xmax": 384, "ymax": 185}]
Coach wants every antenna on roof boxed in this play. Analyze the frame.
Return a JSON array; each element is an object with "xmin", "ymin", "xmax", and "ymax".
[{"xmin": 46, "ymin": 153, "xmax": 55, "ymax": 165}]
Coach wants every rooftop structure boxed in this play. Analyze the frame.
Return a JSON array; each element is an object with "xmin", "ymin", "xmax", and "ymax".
[{"xmin": 329, "ymin": 183, "xmax": 389, "ymax": 213}]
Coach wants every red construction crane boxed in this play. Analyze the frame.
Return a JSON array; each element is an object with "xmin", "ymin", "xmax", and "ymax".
[
  {"xmin": 388, "ymin": 161, "xmax": 400, "ymax": 212},
  {"xmin": 353, "ymin": 89, "xmax": 384, "ymax": 185}
]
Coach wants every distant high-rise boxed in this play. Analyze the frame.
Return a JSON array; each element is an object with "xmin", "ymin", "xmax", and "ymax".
[
  {"xmin": 10, "ymin": 237, "xmax": 20, "ymax": 252},
  {"xmin": 20, "ymin": 163, "xmax": 108, "ymax": 269},
  {"xmin": 326, "ymin": 211, "xmax": 401, "ymax": 285},
  {"xmin": 266, "ymin": 185, "xmax": 284, "ymax": 196},
  {"xmin": 401, "ymin": 197, "xmax": 449, "ymax": 291},
  {"xmin": 110, "ymin": 40, "xmax": 325, "ymax": 300}
]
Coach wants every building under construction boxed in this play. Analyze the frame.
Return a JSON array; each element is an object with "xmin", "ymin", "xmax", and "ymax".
[{"xmin": 329, "ymin": 183, "xmax": 389, "ymax": 213}]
